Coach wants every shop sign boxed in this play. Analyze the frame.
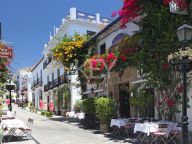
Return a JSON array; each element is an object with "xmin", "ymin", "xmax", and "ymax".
[{"xmin": 0, "ymin": 47, "xmax": 13, "ymax": 58}]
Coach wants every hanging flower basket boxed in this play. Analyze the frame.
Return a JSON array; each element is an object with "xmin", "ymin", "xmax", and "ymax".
[{"xmin": 168, "ymin": 47, "xmax": 192, "ymax": 72}]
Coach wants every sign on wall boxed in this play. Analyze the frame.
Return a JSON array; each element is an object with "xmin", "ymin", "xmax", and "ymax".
[
  {"xmin": 0, "ymin": 47, "xmax": 13, "ymax": 58},
  {"xmin": 169, "ymin": 0, "xmax": 188, "ymax": 15}
]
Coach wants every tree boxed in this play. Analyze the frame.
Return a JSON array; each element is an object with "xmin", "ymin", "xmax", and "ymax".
[{"xmin": 116, "ymin": 0, "xmax": 192, "ymax": 120}]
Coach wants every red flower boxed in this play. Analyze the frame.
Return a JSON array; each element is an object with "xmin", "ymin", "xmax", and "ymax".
[
  {"xmin": 163, "ymin": 0, "xmax": 171, "ymax": 6},
  {"xmin": 167, "ymin": 99, "xmax": 175, "ymax": 107},
  {"xmin": 176, "ymin": 84, "xmax": 183, "ymax": 93},
  {"xmin": 117, "ymin": 0, "xmax": 142, "ymax": 28},
  {"xmin": 162, "ymin": 63, "xmax": 169, "ymax": 71},
  {"xmin": 120, "ymin": 55, "xmax": 127, "ymax": 61},
  {"xmin": 111, "ymin": 11, "xmax": 118, "ymax": 17}
]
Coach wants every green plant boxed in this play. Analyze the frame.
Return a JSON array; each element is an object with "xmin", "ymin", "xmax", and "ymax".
[
  {"xmin": 95, "ymin": 97, "xmax": 115, "ymax": 124},
  {"xmin": 74, "ymin": 100, "xmax": 82, "ymax": 113},
  {"xmin": 82, "ymin": 97, "xmax": 96, "ymax": 114},
  {"xmin": 41, "ymin": 111, "xmax": 45, "ymax": 116},
  {"xmin": 45, "ymin": 111, "xmax": 53, "ymax": 117}
]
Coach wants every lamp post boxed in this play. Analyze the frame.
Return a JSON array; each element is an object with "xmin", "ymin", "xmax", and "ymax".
[
  {"xmin": 6, "ymin": 73, "xmax": 15, "ymax": 111},
  {"xmin": 176, "ymin": 24, "xmax": 192, "ymax": 144}
]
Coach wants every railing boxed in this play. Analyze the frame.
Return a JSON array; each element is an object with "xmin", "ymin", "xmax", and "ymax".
[
  {"xmin": 43, "ymin": 55, "xmax": 52, "ymax": 69},
  {"xmin": 53, "ymin": 78, "xmax": 58, "ymax": 88},
  {"xmin": 44, "ymin": 84, "xmax": 48, "ymax": 92},
  {"xmin": 32, "ymin": 79, "xmax": 43, "ymax": 89},
  {"xmin": 58, "ymin": 75, "xmax": 68, "ymax": 85},
  {"xmin": 76, "ymin": 11, "xmax": 111, "ymax": 24},
  {"xmin": 43, "ymin": 75, "xmax": 68, "ymax": 92},
  {"xmin": 48, "ymin": 82, "xmax": 53, "ymax": 90}
]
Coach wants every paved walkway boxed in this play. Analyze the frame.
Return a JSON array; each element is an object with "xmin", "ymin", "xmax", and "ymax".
[{"xmin": 6, "ymin": 105, "xmax": 133, "ymax": 144}]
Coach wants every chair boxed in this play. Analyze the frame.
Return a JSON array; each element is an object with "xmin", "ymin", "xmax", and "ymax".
[
  {"xmin": 122, "ymin": 123, "xmax": 135, "ymax": 138},
  {"xmin": 18, "ymin": 118, "xmax": 34, "ymax": 140},
  {"xmin": 1, "ymin": 127, "xmax": 9, "ymax": 143},
  {"xmin": 150, "ymin": 123, "xmax": 177, "ymax": 144}
]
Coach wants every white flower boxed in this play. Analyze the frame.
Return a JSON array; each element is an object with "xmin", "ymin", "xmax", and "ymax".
[{"xmin": 168, "ymin": 47, "xmax": 192, "ymax": 62}]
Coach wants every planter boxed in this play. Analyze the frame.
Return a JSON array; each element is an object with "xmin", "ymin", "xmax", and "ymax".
[{"xmin": 100, "ymin": 123, "xmax": 109, "ymax": 133}]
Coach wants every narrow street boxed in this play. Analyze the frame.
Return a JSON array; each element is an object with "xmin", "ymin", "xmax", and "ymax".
[{"xmin": 11, "ymin": 105, "xmax": 128, "ymax": 144}]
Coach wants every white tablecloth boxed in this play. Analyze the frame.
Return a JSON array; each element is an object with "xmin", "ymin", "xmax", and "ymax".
[
  {"xmin": 66, "ymin": 111, "xmax": 75, "ymax": 118},
  {"xmin": 134, "ymin": 122, "xmax": 181, "ymax": 136},
  {"xmin": 110, "ymin": 118, "xmax": 129, "ymax": 128},
  {"xmin": 134, "ymin": 123, "xmax": 159, "ymax": 136},
  {"xmin": 0, "ymin": 119, "xmax": 26, "ymax": 129},
  {"xmin": 66, "ymin": 112, "xmax": 85, "ymax": 119},
  {"xmin": 75, "ymin": 113, "xmax": 85, "ymax": 119}
]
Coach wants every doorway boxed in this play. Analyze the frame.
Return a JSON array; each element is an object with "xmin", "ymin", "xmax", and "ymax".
[
  {"xmin": 119, "ymin": 83, "xmax": 130, "ymax": 118},
  {"xmin": 47, "ymin": 95, "xmax": 50, "ymax": 112}
]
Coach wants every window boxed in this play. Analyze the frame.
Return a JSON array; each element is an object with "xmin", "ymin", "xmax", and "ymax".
[
  {"xmin": 40, "ymin": 70, "xmax": 43, "ymax": 83},
  {"xmin": 52, "ymin": 73, "xmax": 54, "ymax": 81},
  {"xmin": 36, "ymin": 73, "xmax": 38, "ymax": 82},
  {"xmin": 47, "ymin": 76, "xmax": 49, "ymax": 84},
  {"xmin": 100, "ymin": 44, "xmax": 106, "ymax": 54},
  {"xmin": 87, "ymin": 30, "xmax": 96, "ymax": 37},
  {"xmin": 57, "ymin": 69, "xmax": 60, "ymax": 78}
]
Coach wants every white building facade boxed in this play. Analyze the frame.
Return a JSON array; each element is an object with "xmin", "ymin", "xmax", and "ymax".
[
  {"xmin": 15, "ymin": 67, "xmax": 32, "ymax": 105},
  {"xmin": 31, "ymin": 57, "xmax": 44, "ymax": 110},
  {"xmin": 42, "ymin": 7, "xmax": 110, "ymax": 115}
]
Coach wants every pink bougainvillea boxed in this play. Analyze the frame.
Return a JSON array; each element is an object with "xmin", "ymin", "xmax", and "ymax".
[
  {"xmin": 117, "ymin": 0, "xmax": 188, "ymax": 28},
  {"xmin": 84, "ymin": 52, "xmax": 117, "ymax": 76}
]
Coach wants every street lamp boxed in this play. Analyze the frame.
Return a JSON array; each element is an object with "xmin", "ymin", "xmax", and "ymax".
[
  {"xmin": 176, "ymin": 24, "xmax": 192, "ymax": 144},
  {"xmin": 6, "ymin": 73, "xmax": 15, "ymax": 111},
  {"xmin": 21, "ymin": 90, "xmax": 24, "ymax": 109}
]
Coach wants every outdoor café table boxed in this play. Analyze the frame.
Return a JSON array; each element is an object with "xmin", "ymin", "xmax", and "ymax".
[
  {"xmin": 66, "ymin": 111, "xmax": 76, "ymax": 118},
  {"xmin": 75, "ymin": 112, "xmax": 85, "ymax": 120},
  {"xmin": 110, "ymin": 118, "xmax": 129, "ymax": 136},
  {"xmin": 134, "ymin": 122, "xmax": 159, "ymax": 143},
  {"xmin": 0, "ymin": 119, "xmax": 27, "ymax": 140}
]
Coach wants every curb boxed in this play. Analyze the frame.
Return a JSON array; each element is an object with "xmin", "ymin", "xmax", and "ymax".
[{"xmin": 15, "ymin": 105, "xmax": 64, "ymax": 121}]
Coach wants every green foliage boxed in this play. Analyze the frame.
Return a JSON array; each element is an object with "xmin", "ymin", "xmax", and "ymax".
[
  {"xmin": 45, "ymin": 112, "xmax": 53, "ymax": 117},
  {"xmin": 135, "ymin": 2, "xmax": 192, "ymax": 87},
  {"xmin": 95, "ymin": 97, "xmax": 115, "ymax": 124},
  {"xmin": 82, "ymin": 97, "xmax": 96, "ymax": 114},
  {"xmin": 74, "ymin": 100, "xmax": 82, "ymax": 113},
  {"xmin": 41, "ymin": 111, "xmax": 46, "ymax": 116},
  {"xmin": 57, "ymin": 85, "xmax": 71, "ymax": 110},
  {"xmin": 41, "ymin": 111, "xmax": 53, "ymax": 117}
]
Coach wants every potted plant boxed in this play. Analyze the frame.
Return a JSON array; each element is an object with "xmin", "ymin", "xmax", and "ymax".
[
  {"xmin": 82, "ymin": 97, "xmax": 96, "ymax": 128},
  {"xmin": 95, "ymin": 97, "xmax": 115, "ymax": 133}
]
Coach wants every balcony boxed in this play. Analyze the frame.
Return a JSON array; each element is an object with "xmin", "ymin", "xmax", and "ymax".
[
  {"xmin": 31, "ymin": 79, "xmax": 43, "ymax": 90},
  {"xmin": 44, "ymin": 84, "xmax": 48, "ymax": 92},
  {"xmin": 58, "ymin": 75, "xmax": 68, "ymax": 85},
  {"xmin": 53, "ymin": 78, "xmax": 58, "ymax": 88},
  {"xmin": 48, "ymin": 82, "xmax": 53, "ymax": 90},
  {"xmin": 43, "ymin": 75, "xmax": 68, "ymax": 92},
  {"xmin": 43, "ymin": 55, "xmax": 52, "ymax": 69}
]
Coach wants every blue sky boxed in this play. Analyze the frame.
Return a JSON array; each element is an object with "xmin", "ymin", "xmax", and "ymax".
[{"xmin": 0, "ymin": 0, "xmax": 122, "ymax": 72}]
